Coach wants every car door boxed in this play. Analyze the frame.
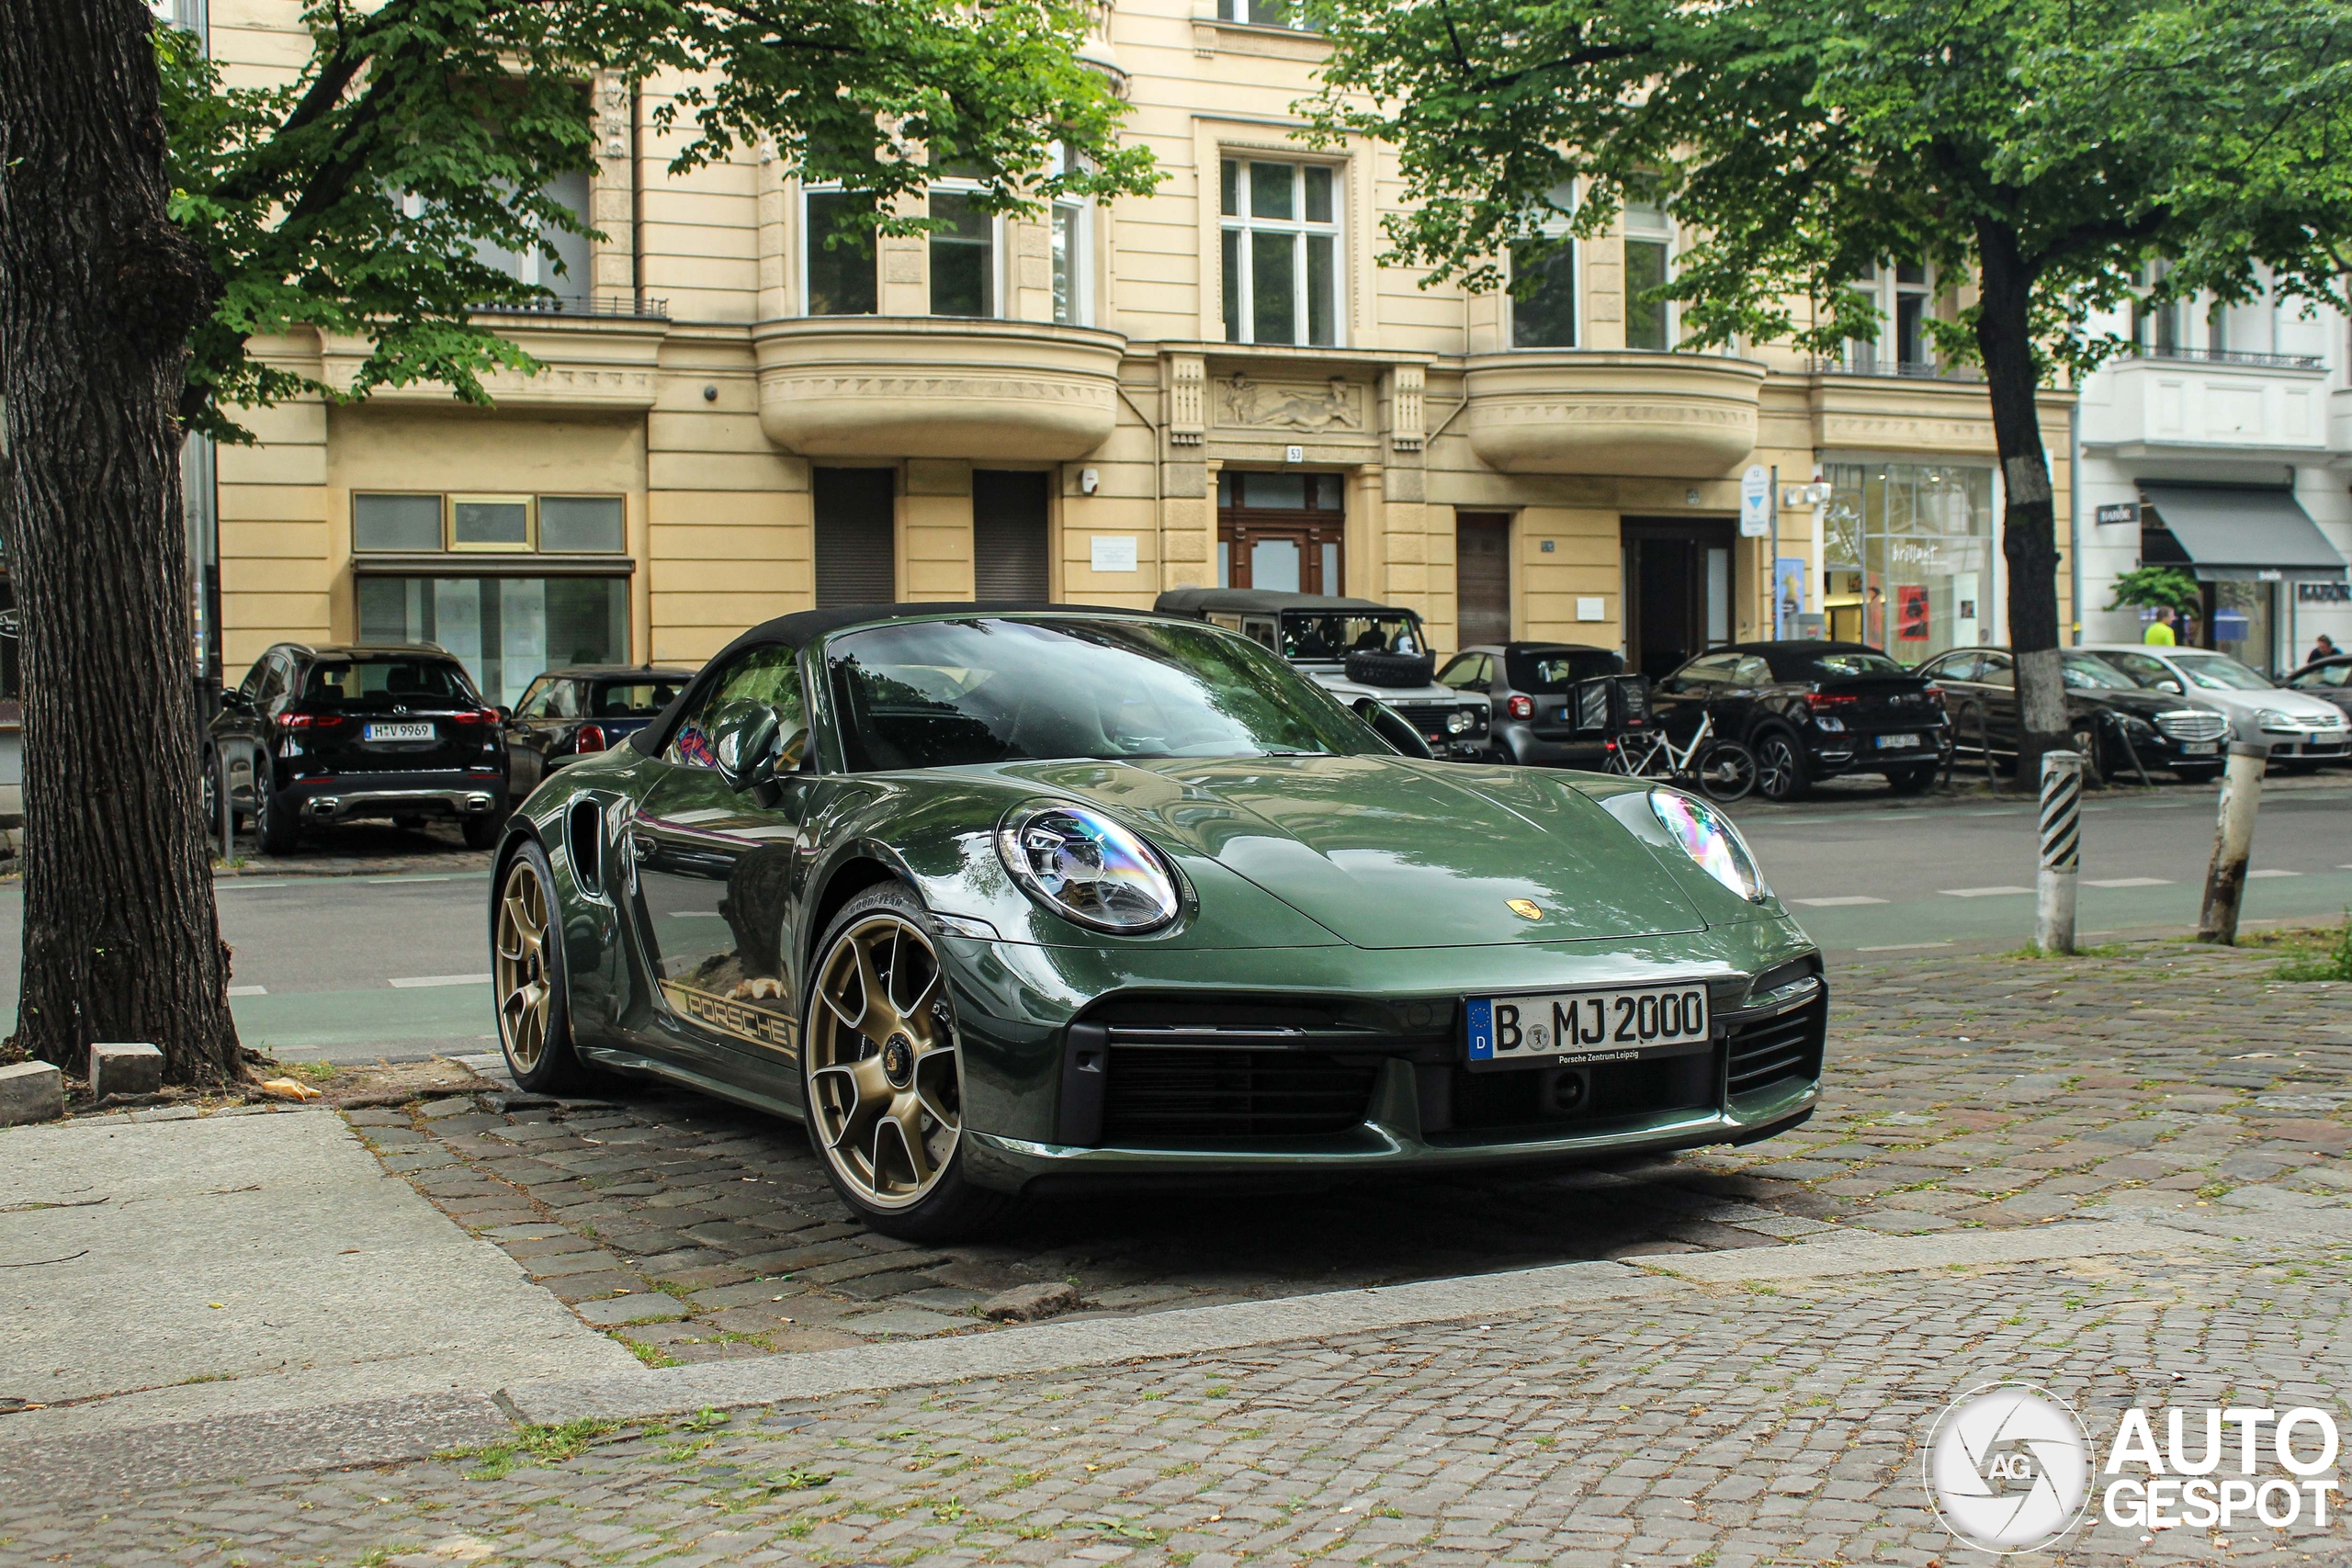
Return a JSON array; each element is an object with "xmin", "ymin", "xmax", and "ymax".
[
  {"xmin": 1721, "ymin": 654, "xmax": 1773, "ymax": 744},
  {"xmin": 1973, "ymin": 653, "xmax": 2022, "ymax": 756},
  {"xmin": 1921, "ymin": 652, "xmax": 1987, "ymax": 753},
  {"xmin": 624, "ymin": 643, "xmax": 815, "ymax": 1091},
  {"xmin": 1651, "ymin": 652, "xmax": 1736, "ymax": 745},
  {"xmin": 214, "ymin": 652, "xmax": 276, "ymax": 813},
  {"xmin": 504, "ymin": 677, "xmax": 576, "ymax": 797}
]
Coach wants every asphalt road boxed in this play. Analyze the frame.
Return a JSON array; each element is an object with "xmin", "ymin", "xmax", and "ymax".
[{"xmin": 0, "ymin": 780, "xmax": 2344, "ymax": 1065}]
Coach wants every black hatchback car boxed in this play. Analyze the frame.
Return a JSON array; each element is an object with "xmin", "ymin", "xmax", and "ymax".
[
  {"xmin": 207, "ymin": 643, "xmax": 508, "ymax": 853},
  {"xmin": 1917, "ymin": 646, "xmax": 2230, "ymax": 784},
  {"xmin": 1652, "ymin": 640, "xmax": 1951, "ymax": 800},
  {"xmin": 503, "ymin": 664, "xmax": 695, "ymax": 798},
  {"xmin": 1437, "ymin": 642, "xmax": 1624, "ymax": 766}
]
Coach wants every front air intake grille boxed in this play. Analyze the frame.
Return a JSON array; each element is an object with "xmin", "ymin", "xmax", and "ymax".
[
  {"xmin": 1102, "ymin": 1048, "xmax": 1378, "ymax": 1142},
  {"xmin": 2155, "ymin": 711, "xmax": 2228, "ymax": 743},
  {"xmin": 1725, "ymin": 996, "xmax": 1827, "ymax": 1098}
]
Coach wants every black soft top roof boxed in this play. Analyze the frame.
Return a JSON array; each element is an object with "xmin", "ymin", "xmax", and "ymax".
[
  {"xmin": 1155, "ymin": 588, "xmax": 1403, "ymax": 617},
  {"xmin": 546, "ymin": 664, "xmax": 698, "ymax": 682}
]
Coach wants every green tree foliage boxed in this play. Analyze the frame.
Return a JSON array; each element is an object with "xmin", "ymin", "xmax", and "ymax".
[
  {"xmin": 2105, "ymin": 567, "xmax": 2201, "ymax": 615},
  {"xmin": 158, "ymin": 0, "xmax": 1157, "ymax": 443},
  {"xmin": 1306, "ymin": 0, "xmax": 2352, "ymax": 761}
]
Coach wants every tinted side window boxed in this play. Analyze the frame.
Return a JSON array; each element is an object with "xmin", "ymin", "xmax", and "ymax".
[
  {"xmin": 1927, "ymin": 653, "xmax": 1982, "ymax": 682},
  {"xmin": 1676, "ymin": 652, "xmax": 1741, "ymax": 688},
  {"xmin": 1438, "ymin": 655, "xmax": 1484, "ymax": 691},
  {"xmin": 1978, "ymin": 656, "xmax": 2015, "ymax": 690},
  {"xmin": 256, "ymin": 656, "xmax": 291, "ymax": 709},
  {"xmin": 236, "ymin": 656, "xmax": 271, "ymax": 702},
  {"xmin": 1731, "ymin": 656, "xmax": 1772, "ymax": 687},
  {"xmin": 668, "ymin": 646, "xmax": 805, "ymax": 769}
]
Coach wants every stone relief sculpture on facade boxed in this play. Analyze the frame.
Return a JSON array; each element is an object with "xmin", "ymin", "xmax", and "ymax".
[{"xmin": 1216, "ymin": 374, "xmax": 1365, "ymax": 433}]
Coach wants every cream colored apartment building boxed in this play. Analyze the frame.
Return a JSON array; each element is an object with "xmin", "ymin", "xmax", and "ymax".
[{"xmin": 201, "ymin": 0, "xmax": 2075, "ymax": 705}]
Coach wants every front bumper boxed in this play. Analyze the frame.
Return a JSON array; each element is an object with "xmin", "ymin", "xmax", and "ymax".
[
  {"xmin": 944, "ymin": 930, "xmax": 1826, "ymax": 1192},
  {"xmin": 283, "ymin": 773, "xmax": 504, "ymax": 823}
]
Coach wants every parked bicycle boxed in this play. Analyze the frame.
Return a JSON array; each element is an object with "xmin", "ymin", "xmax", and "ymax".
[{"xmin": 1604, "ymin": 708, "xmax": 1758, "ymax": 802}]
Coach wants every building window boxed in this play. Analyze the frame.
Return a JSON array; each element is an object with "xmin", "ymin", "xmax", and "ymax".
[
  {"xmin": 353, "ymin": 492, "xmax": 628, "ymax": 555},
  {"xmin": 1843, "ymin": 263, "xmax": 1940, "ymax": 374},
  {"xmin": 356, "ymin": 576, "xmax": 628, "ymax": 708},
  {"xmin": 470, "ymin": 169, "xmax": 593, "ymax": 299},
  {"xmin": 1048, "ymin": 142, "xmax": 1091, "ymax": 326},
  {"xmin": 804, "ymin": 188, "xmax": 878, "ymax": 316},
  {"xmin": 1822, "ymin": 461, "xmax": 1995, "ymax": 661},
  {"xmin": 1622, "ymin": 190, "xmax": 1673, "ymax": 351},
  {"xmin": 929, "ymin": 189, "xmax": 997, "ymax": 318},
  {"xmin": 1220, "ymin": 159, "xmax": 1341, "ymax": 347},
  {"xmin": 1217, "ymin": 0, "xmax": 1317, "ymax": 28},
  {"xmin": 1510, "ymin": 182, "xmax": 1577, "ymax": 349}
]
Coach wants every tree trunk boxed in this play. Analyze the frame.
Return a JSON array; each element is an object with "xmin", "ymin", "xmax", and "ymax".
[
  {"xmin": 0, "ymin": 1, "xmax": 240, "ymax": 1085},
  {"xmin": 1974, "ymin": 218, "xmax": 2067, "ymax": 791}
]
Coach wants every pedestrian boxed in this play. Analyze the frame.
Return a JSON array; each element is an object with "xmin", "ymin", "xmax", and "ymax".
[
  {"xmin": 2308, "ymin": 633, "xmax": 2337, "ymax": 665},
  {"xmin": 2144, "ymin": 606, "xmax": 2177, "ymax": 647}
]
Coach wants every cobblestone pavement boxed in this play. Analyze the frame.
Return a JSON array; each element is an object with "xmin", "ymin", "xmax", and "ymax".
[
  {"xmin": 10, "ymin": 1238, "xmax": 2349, "ymax": 1566},
  {"xmin": 343, "ymin": 939, "xmax": 2352, "ymax": 1369}
]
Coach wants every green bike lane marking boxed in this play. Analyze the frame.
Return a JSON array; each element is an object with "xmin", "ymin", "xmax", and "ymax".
[{"xmin": 228, "ymin": 983, "xmax": 494, "ymax": 1050}]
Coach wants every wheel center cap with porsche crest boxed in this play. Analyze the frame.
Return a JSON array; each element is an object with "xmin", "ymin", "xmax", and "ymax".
[{"xmin": 881, "ymin": 1033, "xmax": 916, "ymax": 1088}]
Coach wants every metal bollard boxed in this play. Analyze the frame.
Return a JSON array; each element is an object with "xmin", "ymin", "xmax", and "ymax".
[
  {"xmin": 2036, "ymin": 749, "xmax": 2083, "ymax": 954},
  {"xmin": 2197, "ymin": 742, "xmax": 2269, "ymax": 944}
]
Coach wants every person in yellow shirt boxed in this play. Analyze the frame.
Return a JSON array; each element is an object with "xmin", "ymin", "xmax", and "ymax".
[{"xmin": 2144, "ymin": 607, "xmax": 2177, "ymax": 646}]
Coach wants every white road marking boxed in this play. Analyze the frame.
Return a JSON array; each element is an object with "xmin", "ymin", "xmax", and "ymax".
[
  {"xmin": 665, "ymin": 910, "xmax": 726, "ymax": 919},
  {"xmin": 388, "ymin": 973, "xmax": 492, "ymax": 988},
  {"xmin": 226, "ymin": 985, "xmax": 267, "ymax": 997},
  {"xmin": 2247, "ymin": 869, "xmax": 2302, "ymax": 879},
  {"xmin": 2086, "ymin": 877, "xmax": 2174, "ymax": 888},
  {"xmin": 1938, "ymin": 886, "xmax": 2034, "ymax": 897},
  {"xmin": 368, "ymin": 874, "xmax": 469, "ymax": 884},
  {"xmin": 1792, "ymin": 896, "xmax": 1889, "ymax": 908},
  {"xmin": 214, "ymin": 881, "xmax": 292, "ymax": 890},
  {"xmin": 1856, "ymin": 941, "xmax": 1955, "ymax": 952}
]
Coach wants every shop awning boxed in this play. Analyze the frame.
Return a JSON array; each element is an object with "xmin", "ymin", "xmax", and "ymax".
[{"xmin": 2140, "ymin": 484, "xmax": 2347, "ymax": 581}]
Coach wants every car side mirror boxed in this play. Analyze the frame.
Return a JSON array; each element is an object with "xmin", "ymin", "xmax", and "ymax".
[
  {"xmin": 1351, "ymin": 697, "xmax": 1436, "ymax": 760},
  {"xmin": 496, "ymin": 706, "xmax": 513, "ymax": 723},
  {"xmin": 2156, "ymin": 679, "xmax": 2182, "ymax": 694},
  {"xmin": 711, "ymin": 698, "xmax": 808, "ymax": 793},
  {"xmin": 221, "ymin": 689, "xmax": 253, "ymax": 713}
]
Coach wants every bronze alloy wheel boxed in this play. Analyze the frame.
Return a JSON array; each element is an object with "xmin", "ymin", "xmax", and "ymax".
[
  {"xmin": 495, "ymin": 855, "xmax": 554, "ymax": 1074},
  {"xmin": 808, "ymin": 912, "xmax": 963, "ymax": 1210}
]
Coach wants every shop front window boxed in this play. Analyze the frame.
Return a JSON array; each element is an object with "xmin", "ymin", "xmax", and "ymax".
[
  {"xmin": 1823, "ymin": 462, "xmax": 1996, "ymax": 664},
  {"xmin": 2208, "ymin": 581, "xmax": 2275, "ymax": 676},
  {"xmin": 356, "ymin": 576, "xmax": 628, "ymax": 709}
]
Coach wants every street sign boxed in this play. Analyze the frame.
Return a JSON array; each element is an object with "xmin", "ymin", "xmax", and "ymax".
[
  {"xmin": 1738, "ymin": 465, "xmax": 1770, "ymax": 537},
  {"xmin": 2094, "ymin": 502, "xmax": 2139, "ymax": 525}
]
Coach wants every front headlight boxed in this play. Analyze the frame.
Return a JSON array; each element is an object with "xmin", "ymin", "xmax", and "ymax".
[
  {"xmin": 1447, "ymin": 709, "xmax": 1474, "ymax": 735},
  {"xmin": 2256, "ymin": 708, "xmax": 2298, "ymax": 732},
  {"xmin": 1649, "ymin": 788, "xmax": 1770, "ymax": 903},
  {"xmin": 996, "ymin": 802, "xmax": 1181, "ymax": 933}
]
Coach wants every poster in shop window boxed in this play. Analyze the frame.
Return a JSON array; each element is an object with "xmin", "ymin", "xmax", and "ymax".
[{"xmin": 1895, "ymin": 585, "xmax": 1930, "ymax": 641}]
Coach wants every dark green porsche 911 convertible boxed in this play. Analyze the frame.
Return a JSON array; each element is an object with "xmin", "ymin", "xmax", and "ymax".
[{"xmin": 490, "ymin": 604, "xmax": 1826, "ymax": 1239}]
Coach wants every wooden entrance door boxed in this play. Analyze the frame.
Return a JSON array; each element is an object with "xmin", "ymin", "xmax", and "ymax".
[
  {"xmin": 1456, "ymin": 513, "xmax": 1511, "ymax": 646},
  {"xmin": 1218, "ymin": 470, "xmax": 1345, "ymax": 593}
]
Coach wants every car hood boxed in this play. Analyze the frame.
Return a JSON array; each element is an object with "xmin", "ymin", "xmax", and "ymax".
[
  {"xmin": 981, "ymin": 755, "xmax": 1706, "ymax": 948},
  {"xmin": 2177, "ymin": 685, "xmax": 2342, "ymax": 720},
  {"xmin": 1295, "ymin": 668, "xmax": 1480, "ymax": 706}
]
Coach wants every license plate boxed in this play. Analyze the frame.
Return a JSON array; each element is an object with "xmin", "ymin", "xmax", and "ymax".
[
  {"xmin": 2181, "ymin": 741, "xmax": 2219, "ymax": 755},
  {"xmin": 1872, "ymin": 733, "xmax": 1920, "ymax": 750},
  {"xmin": 364, "ymin": 722, "xmax": 436, "ymax": 742},
  {"xmin": 1465, "ymin": 983, "xmax": 1712, "ymax": 1069}
]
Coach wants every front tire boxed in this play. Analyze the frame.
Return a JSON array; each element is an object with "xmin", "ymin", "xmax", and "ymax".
[
  {"xmin": 494, "ymin": 840, "xmax": 589, "ymax": 1093},
  {"xmin": 802, "ymin": 882, "xmax": 1007, "ymax": 1242},
  {"xmin": 1753, "ymin": 731, "xmax": 1809, "ymax": 802}
]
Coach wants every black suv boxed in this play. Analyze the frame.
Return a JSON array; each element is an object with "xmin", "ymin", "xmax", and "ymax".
[
  {"xmin": 1653, "ymin": 640, "xmax": 1951, "ymax": 799},
  {"xmin": 206, "ymin": 643, "xmax": 509, "ymax": 852}
]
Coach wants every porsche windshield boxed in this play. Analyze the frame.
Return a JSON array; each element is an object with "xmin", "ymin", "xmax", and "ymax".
[{"xmin": 826, "ymin": 617, "xmax": 1373, "ymax": 770}]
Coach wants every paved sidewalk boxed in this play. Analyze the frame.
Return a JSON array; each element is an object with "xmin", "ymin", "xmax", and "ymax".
[
  {"xmin": 0, "ymin": 1104, "xmax": 634, "ymax": 1444},
  {"xmin": 7, "ymin": 1213, "xmax": 2347, "ymax": 1565},
  {"xmin": 348, "ymin": 939, "xmax": 2352, "ymax": 1369}
]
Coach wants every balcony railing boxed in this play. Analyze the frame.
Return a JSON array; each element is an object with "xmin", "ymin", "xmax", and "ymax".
[
  {"xmin": 2119, "ymin": 345, "xmax": 2324, "ymax": 371},
  {"xmin": 1809, "ymin": 355, "xmax": 1983, "ymax": 382},
  {"xmin": 470, "ymin": 294, "xmax": 671, "ymax": 321}
]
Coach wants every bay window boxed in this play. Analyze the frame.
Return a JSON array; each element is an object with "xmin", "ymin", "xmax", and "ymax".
[
  {"xmin": 1622, "ymin": 190, "xmax": 1673, "ymax": 351},
  {"xmin": 929, "ymin": 188, "xmax": 998, "ymax": 317},
  {"xmin": 1510, "ymin": 182, "xmax": 1578, "ymax": 348},
  {"xmin": 803, "ymin": 187, "xmax": 877, "ymax": 316},
  {"xmin": 1220, "ymin": 158, "xmax": 1341, "ymax": 347}
]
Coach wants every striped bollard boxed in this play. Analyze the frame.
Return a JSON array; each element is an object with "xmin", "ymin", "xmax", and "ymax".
[{"xmin": 2036, "ymin": 749, "xmax": 2084, "ymax": 955}]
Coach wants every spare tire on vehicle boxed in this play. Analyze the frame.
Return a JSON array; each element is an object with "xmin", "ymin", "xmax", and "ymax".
[{"xmin": 1344, "ymin": 649, "xmax": 1436, "ymax": 689}]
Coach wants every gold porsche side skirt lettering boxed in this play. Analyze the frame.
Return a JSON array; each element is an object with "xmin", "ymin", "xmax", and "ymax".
[{"xmin": 659, "ymin": 980, "xmax": 798, "ymax": 1060}]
